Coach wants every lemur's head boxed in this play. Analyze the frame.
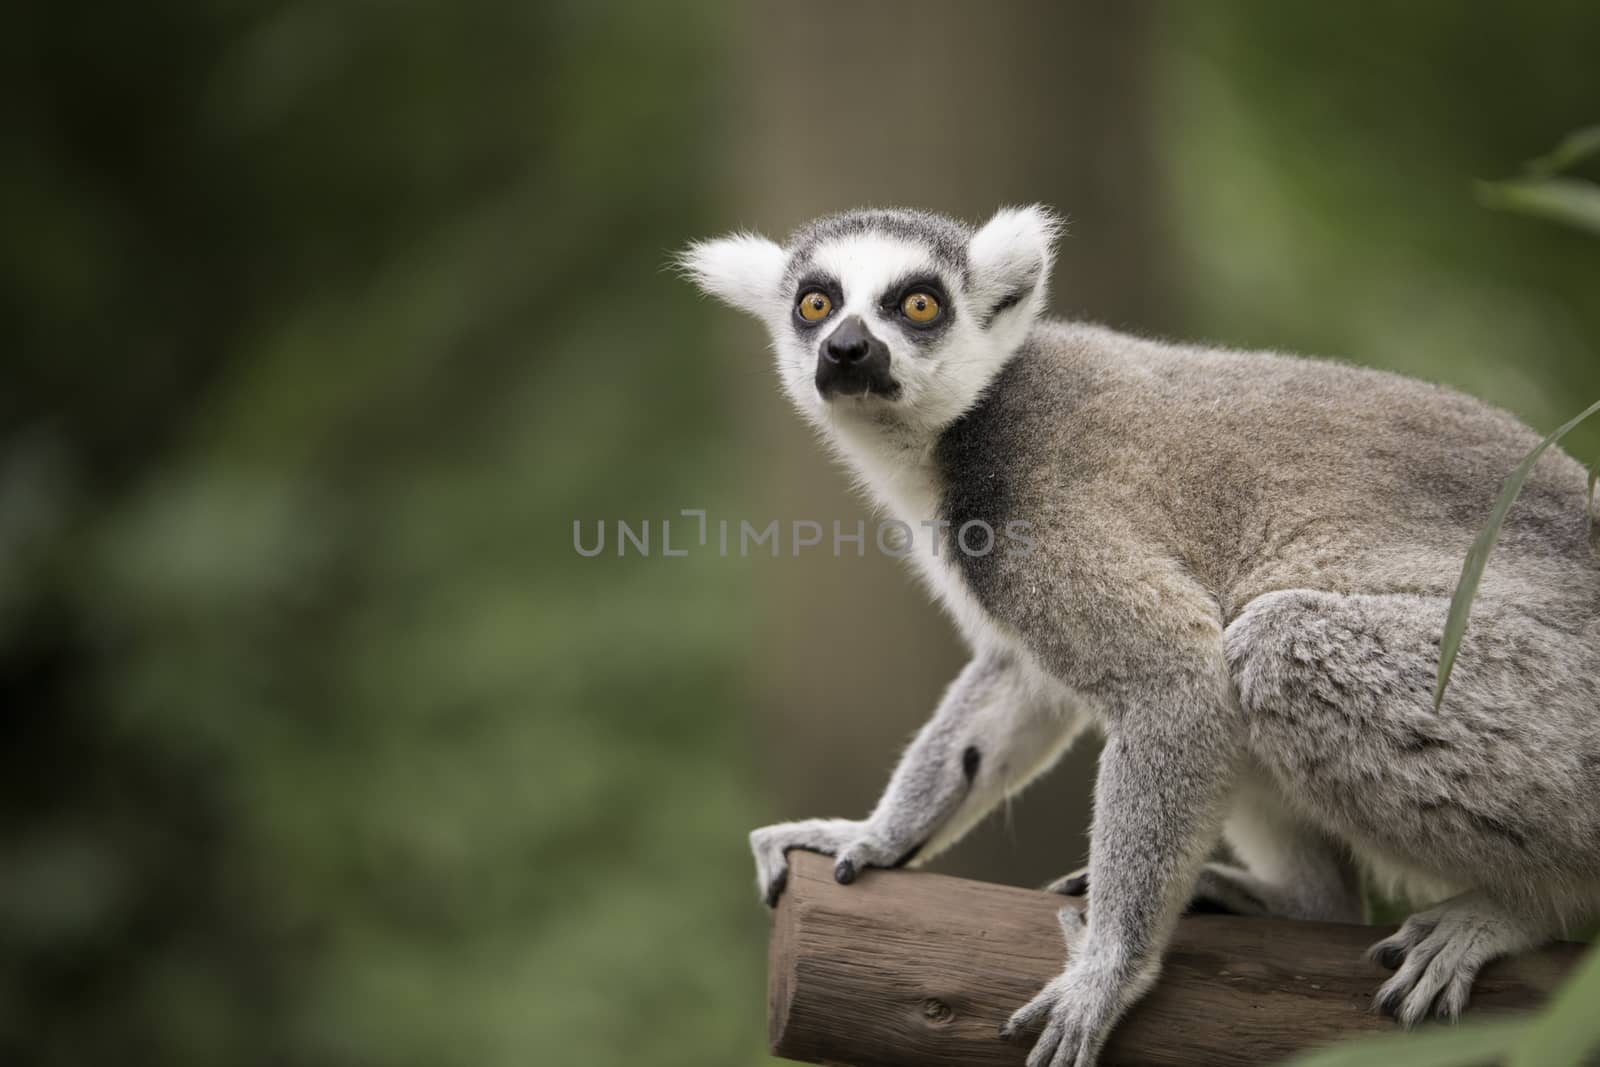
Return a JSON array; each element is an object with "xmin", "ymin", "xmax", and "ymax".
[{"xmin": 682, "ymin": 206, "xmax": 1060, "ymax": 432}]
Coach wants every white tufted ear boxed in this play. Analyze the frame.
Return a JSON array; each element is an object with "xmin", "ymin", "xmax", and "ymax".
[
  {"xmin": 677, "ymin": 232, "xmax": 786, "ymax": 318},
  {"xmin": 968, "ymin": 205, "xmax": 1063, "ymax": 327}
]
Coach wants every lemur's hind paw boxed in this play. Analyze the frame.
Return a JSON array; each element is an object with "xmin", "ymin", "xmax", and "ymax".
[
  {"xmin": 1367, "ymin": 893, "xmax": 1547, "ymax": 1028},
  {"xmin": 748, "ymin": 819, "xmax": 910, "ymax": 906},
  {"xmin": 1047, "ymin": 861, "xmax": 1269, "ymax": 916}
]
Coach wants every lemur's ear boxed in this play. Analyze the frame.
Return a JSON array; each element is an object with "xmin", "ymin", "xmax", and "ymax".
[
  {"xmin": 968, "ymin": 205, "xmax": 1062, "ymax": 327},
  {"xmin": 678, "ymin": 233, "xmax": 785, "ymax": 318}
]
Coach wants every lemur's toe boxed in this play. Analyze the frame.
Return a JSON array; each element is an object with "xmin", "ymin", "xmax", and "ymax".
[
  {"xmin": 833, "ymin": 858, "xmax": 858, "ymax": 885},
  {"xmin": 1365, "ymin": 921, "xmax": 1427, "ymax": 972},
  {"xmin": 1004, "ymin": 983, "xmax": 1059, "ymax": 1040},
  {"xmin": 1435, "ymin": 972, "xmax": 1473, "ymax": 1021},
  {"xmin": 1046, "ymin": 869, "xmax": 1089, "ymax": 896},
  {"xmin": 764, "ymin": 868, "xmax": 787, "ymax": 908},
  {"xmin": 1373, "ymin": 983, "xmax": 1405, "ymax": 1020},
  {"xmin": 1374, "ymin": 944, "xmax": 1404, "ymax": 970},
  {"xmin": 1183, "ymin": 895, "xmax": 1240, "ymax": 915}
]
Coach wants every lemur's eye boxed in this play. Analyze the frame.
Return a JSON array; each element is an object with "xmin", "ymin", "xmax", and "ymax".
[
  {"xmin": 797, "ymin": 291, "xmax": 833, "ymax": 322},
  {"xmin": 901, "ymin": 291, "xmax": 941, "ymax": 324}
]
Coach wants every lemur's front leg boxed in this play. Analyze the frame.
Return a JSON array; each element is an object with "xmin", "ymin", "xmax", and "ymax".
[
  {"xmin": 750, "ymin": 647, "xmax": 1087, "ymax": 906},
  {"xmin": 1004, "ymin": 662, "xmax": 1240, "ymax": 1067}
]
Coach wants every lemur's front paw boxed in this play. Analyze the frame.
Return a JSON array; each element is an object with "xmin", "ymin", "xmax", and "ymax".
[
  {"xmin": 748, "ymin": 818, "xmax": 907, "ymax": 907},
  {"xmin": 1000, "ymin": 910, "xmax": 1136, "ymax": 1067},
  {"xmin": 1367, "ymin": 894, "xmax": 1545, "ymax": 1028}
]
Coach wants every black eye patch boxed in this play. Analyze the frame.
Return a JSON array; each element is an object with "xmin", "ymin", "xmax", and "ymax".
[
  {"xmin": 877, "ymin": 273, "xmax": 954, "ymax": 344},
  {"xmin": 790, "ymin": 272, "xmax": 843, "ymax": 330}
]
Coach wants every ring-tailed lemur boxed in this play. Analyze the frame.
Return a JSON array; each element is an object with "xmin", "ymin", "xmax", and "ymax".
[{"xmin": 682, "ymin": 206, "xmax": 1600, "ymax": 1067}]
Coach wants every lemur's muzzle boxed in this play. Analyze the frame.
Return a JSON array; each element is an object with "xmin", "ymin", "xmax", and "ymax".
[{"xmin": 816, "ymin": 315, "xmax": 898, "ymax": 399}]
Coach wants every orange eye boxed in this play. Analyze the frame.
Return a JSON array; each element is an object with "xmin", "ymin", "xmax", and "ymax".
[
  {"xmin": 902, "ymin": 291, "xmax": 940, "ymax": 323},
  {"xmin": 797, "ymin": 291, "xmax": 833, "ymax": 322}
]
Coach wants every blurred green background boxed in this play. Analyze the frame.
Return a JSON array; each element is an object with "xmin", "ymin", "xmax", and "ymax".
[{"xmin": 3, "ymin": 3, "xmax": 1597, "ymax": 1066}]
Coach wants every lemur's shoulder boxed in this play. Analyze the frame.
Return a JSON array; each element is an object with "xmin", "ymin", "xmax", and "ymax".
[
  {"xmin": 947, "ymin": 317, "xmax": 1563, "ymax": 479},
  {"xmin": 935, "ymin": 318, "xmax": 1595, "ymax": 613},
  {"xmin": 1009, "ymin": 317, "xmax": 1507, "ymax": 413}
]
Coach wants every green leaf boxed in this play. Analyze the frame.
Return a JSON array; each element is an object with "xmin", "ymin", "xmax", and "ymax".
[
  {"xmin": 1523, "ymin": 125, "xmax": 1600, "ymax": 178},
  {"xmin": 1475, "ymin": 177, "xmax": 1600, "ymax": 238},
  {"xmin": 1285, "ymin": 1019, "xmax": 1529, "ymax": 1067},
  {"xmin": 1435, "ymin": 398, "xmax": 1600, "ymax": 710},
  {"xmin": 1510, "ymin": 945, "xmax": 1600, "ymax": 1067}
]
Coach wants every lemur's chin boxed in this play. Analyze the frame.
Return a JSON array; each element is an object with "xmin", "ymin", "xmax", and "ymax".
[{"xmin": 817, "ymin": 379, "xmax": 902, "ymax": 403}]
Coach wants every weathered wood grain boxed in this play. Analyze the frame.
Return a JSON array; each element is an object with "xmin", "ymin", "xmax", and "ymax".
[{"xmin": 768, "ymin": 851, "xmax": 1584, "ymax": 1067}]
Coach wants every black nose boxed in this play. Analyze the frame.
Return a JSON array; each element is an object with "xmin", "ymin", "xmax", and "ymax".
[
  {"xmin": 815, "ymin": 315, "xmax": 897, "ymax": 399},
  {"xmin": 824, "ymin": 330, "xmax": 871, "ymax": 365}
]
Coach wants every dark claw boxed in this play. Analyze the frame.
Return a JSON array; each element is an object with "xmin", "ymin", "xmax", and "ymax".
[
  {"xmin": 1185, "ymin": 895, "xmax": 1237, "ymax": 915},
  {"xmin": 1376, "ymin": 945, "xmax": 1405, "ymax": 970},
  {"xmin": 1376, "ymin": 988, "xmax": 1404, "ymax": 1018},
  {"xmin": 998, "ymin": 1022, "xmax": 1014, "ymax": 1041},
  {"xmin": 890, "ymin": 841, "xmax": 924, "ymax": 868},
  {"xmin": 766, "ymin": 868, "xmax": 788, "ymax": 908},
  {"xmin": 834, "ymin": 858, "xmax": 857, "ymax": 885},
  {"xmin": 1053, "ymin": 872, "xmax": 1089, "ymax": 897}
]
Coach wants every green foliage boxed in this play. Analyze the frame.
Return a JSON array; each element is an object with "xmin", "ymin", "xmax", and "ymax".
[
  {"xmin": 1479, "ymin": 123, "xmax": 1600, "ymax": 236},
  {"xmin": 1524, "ymin": 125, "xmax": 1600, "ymax": 177},
  {"xmin": 1288, "ymin": 1020, "xmax": 1530, "ymax": 1067},
  {"xmin": 1508, "ymin": 946, "xmax": 1600, "ymax": 1067},
  {"xmin": 1, "ymin": 3, "xmax": 764, "ymax": 1066},
  {"xmin": 1477, "ymin": 178, "xmax": 1600, "ymax": 237}
]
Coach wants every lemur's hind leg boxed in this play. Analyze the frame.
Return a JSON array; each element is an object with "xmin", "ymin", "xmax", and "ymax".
[
  {"xmin": 1227, "ymin": 588, "xmax": 1600, "ymax": 886},
  {"xmin": 1226, "ymin": 587, "xmax": 1600, "ymax": 1020},
  {"xmin": 751, "ymin": 648, "xmax": 1088, "ymax": 906},
  {"xmin": 1049, "ymin": 780, "xmax": 1362, "ymax": 921}
]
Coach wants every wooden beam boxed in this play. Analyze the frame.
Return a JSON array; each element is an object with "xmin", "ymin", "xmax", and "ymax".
[{"xmin": 768, "ymin": 851, "xmax": 1584, "ymax": 1067}]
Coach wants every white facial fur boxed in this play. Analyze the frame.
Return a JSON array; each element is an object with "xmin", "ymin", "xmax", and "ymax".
[{"xmin": 681, "ymin": 206, "xmax": 1060, "ymax": 436}]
